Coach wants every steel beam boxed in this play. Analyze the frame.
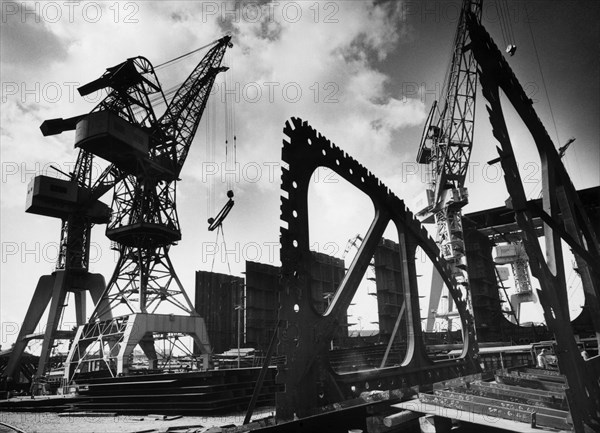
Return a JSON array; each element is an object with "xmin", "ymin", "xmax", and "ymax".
[
  {"xmin": 276, "ymin": 117, "xmax": 480, "ymax": 421},
  {"xmin": 466, "ymin": 11, "xmax": 600, "ymax": 431}
]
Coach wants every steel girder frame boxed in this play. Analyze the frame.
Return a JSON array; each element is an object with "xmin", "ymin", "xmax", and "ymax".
[
  {"xmin": 64, "ymin": 313, "xmax": 211, "ymax": 381},
  {"xmin": 466, "ymin": 12, "xmax": 600, "ymax": 432},
  {"xmin": 276, "ymin": 117, "xmax": 481, "ymax": 421}
]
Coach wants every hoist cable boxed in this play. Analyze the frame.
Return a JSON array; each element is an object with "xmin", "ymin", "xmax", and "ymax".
[
  {"xmin": 496, "ymin": 1, "xmax": 509, "ymax": 48},
  {"xmin": 524, "ymin": 3, "xmax": 561, "ymax": 146},
  {"xmin": 210, "ymin": 225, "xmax": 232, "ymax": 275},
  {"xmin": 155, "ymin": 39, "xmax": 218, "ymax": 69},
  {"xmin": 211, "ymin": 90, "xmax": 217, "ymax": 215},
  {"xmin": 205, "ymin": 101, "xmax": 210, "ymax": 218},
  {"xmin": 223, "ymin": 50, "xmax": 237, "ymax": 194},
  {"xmin": 224, "ymin": 69, "xmax": 231, "ymax": 192},
  {"xmin": 209, "ymin": 92, "xmax": 217, "ymax": 219},
  {"xmin": 230, "ymin": 52, "xmax": 237, "ymax": 180},
  {"xmin": 518, "ymin": 2, "xmax": 561, "ymax": 201},
  {"xmin": 501, "ymin": 0, "xmax": 517, "ymax": 44},
  {"xmin": 131, "ymin": 39, "xmax": 219, "ymax": 117},
  {"xmin": 221, "ymin": 224, "xmax": 232, "ymax": 275},
  {"xmin": 210, "ymin": 227, "xmax": 218, "ymax": 273}
]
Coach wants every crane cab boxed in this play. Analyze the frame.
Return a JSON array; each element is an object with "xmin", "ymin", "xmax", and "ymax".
[
  {"xmin": 75, "ymin": 111, "xmax": 150, "ymax": 175},
  {"xmin": 26, "ymin": 175, "xmax": 78, "ymax": 219},
  {"xmin": 75, "ymin": 111, "xmax": 176, "ymax": 179},
  {"xmin": 26, "ymin": 175, "xmax": 110, "ymax": 223}
]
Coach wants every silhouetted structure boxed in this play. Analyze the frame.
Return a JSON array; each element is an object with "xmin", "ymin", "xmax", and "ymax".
[{"xmin": 195, "ymin": 271, "xmax": 244, "ymax": 354}]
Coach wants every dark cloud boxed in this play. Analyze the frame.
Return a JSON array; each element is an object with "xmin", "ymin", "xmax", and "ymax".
[
  {"xmin": 1, "ymin": 4, "xmax": 69, "ymax": 67},
  {"xmin": 170, "ymin": 12, "xmax": 184, "ymax": 22}
]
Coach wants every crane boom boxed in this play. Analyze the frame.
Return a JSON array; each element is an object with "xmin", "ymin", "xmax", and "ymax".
[
  {"xmin": 432, "ymin": 0, "xmax": 481, "ymax": 196},
  {"xmin": 417, "ymin": 0, "xmax": 481, "ymax": 209},
  {"xmin": 157, "ymin": 35, "xmax": 232, "ymax": 177},
  {"xmin": 416, "ymin": 0, "xmax": 482, "ymax": 331}
]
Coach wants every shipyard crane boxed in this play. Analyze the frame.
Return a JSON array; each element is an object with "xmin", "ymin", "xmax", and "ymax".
[
  {"xmin": 342, "ymin": 233, "xmax": 376, "ymax": 290},
  {"xmin": 493, "ymin": 240, "xmax": 534, "ymax": 322},
  {"xmin": 492, "ymin": 137, "xmax": 579, "ymax": 324},
  {"xmin": 342, "ymin": 234, "xmax": 364, "ymax": 259},
  {"xmin": 2, "ymin": 56, "xmax": 164, "ymax": 382},
  {"xmin": 416, "ymin": 0, "xmax": 482, "ymax": 332},
  {"xmin": 63, "ymin": 36, "xmax": 232, "ymax": 380},
  {"xmin": 3, "ymin": 149, "xmax": 113, "ymax": 382}
]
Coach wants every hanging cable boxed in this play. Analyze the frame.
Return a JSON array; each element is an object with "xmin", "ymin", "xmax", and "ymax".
[
  {"xmin": 154, "ymin": 39, "xmax": 218, "ymax": 69},
  {"xmin": 210, "ymin": 225, "xmax": 232, "ymax": 275},
  {"xmin": 496, "ymin": 1, "xmax": 509, "ymax": 49},
  {"xmin": 206, "ymin": 88, "xmax": 217, "ymax": 224},
  {"xmin": 230, "ymin": 50, "xmax": 237, "ymax": 183},
  {"xmin": 502, "ymin": 0, "xmax": 517, "ymax": 46},
  {"xmin": 224, "ymin": 49, "xmax": 237, "ymax": 195},
  {"xmin": 497, "ymin": 0, "xmax": 517, "ymax": 55},
  {"xmin": 224, "ymin": 58, "xmax": 232, "ymax": 193},
  {"xmin": 207, "ymin": 51, "xmax": 235, "ymax": 232},
  {"xmin": 221, "ymin": 225, "xmax": 232, "ymax": 275},
  {"xmin": 525, "ymin": 3, "xmax": 560, "ymax": 146},
  {"xmin": 131, "ymin": 40, "xmax": 220, "ymax": 118}
]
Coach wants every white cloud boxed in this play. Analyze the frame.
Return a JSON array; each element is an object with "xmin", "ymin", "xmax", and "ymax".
[
  {"xmin": 205, "ymin": 1, "xmax": 426, "ymax": 180},
  {"xmin": 1, "ymin": 0, "xmax": 430, "ymax": 345}
]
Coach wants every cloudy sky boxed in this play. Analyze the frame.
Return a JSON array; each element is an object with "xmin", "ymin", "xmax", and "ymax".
[{"xmin": 1, "ymin": 1, "xmax": 599, "ymax": 347}]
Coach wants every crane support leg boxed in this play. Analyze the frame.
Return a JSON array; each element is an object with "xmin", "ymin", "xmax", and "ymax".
[
  {"xmin": 3, "ymin": 271, "xmax": 106, "ymax": 383},
  {"xmin": 425, "ymin": 268, "xmax": 445, "ymax": 332},
  {"xmin": 35, "ymin": 271, "xmax": 70, "ymax": 378},
  {"xmin": 4, "ymin": 275, "xmax": 54, "ymax": 381}
]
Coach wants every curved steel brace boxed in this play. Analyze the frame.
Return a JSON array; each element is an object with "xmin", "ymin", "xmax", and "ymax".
[
  {"xmin": 466, "ymin": 11, "xmax": 600, "ymax": 431},
  {"xmin": 276, "ymin": 117, "xmax": 480, "ymax": 420}
]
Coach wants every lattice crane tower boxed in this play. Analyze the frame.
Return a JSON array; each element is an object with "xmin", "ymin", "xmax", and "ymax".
[
  {"xmin": 60, "ymin": 36, "xmax": 232, "ymax": 380},
  {"xmin": 2, "ymin": 55, "xmax": 157, "ymax": 381},
  {"xmin": 415, "ymin": 0, "xmax": 482, "ymax": 332}
]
